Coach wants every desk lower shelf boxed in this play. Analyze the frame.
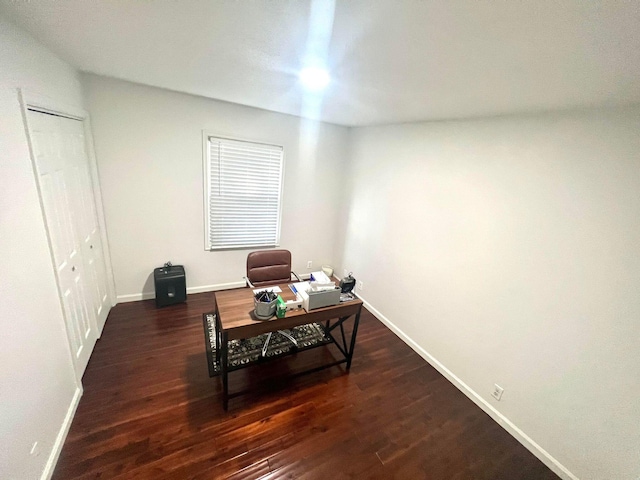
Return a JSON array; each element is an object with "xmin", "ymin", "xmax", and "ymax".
[{"xmin": 203, "ymin": 313, "xmax": 333, "ymax": 376}]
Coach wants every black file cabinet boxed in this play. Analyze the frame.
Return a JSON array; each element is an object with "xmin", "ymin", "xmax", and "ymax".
[{"xmin": 154, "ymin": 265, "xmax": 187, "ymax": 307}]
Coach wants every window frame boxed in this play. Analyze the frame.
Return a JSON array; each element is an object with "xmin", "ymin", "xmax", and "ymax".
[{"xmin": 202, "ymin": 132, "xmax": 285, "ymax": 251}]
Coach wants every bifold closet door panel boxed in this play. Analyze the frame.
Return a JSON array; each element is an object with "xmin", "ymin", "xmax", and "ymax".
[{"xmin": 28, "ymin": 110, "xmax": 109, "ymax": 376}]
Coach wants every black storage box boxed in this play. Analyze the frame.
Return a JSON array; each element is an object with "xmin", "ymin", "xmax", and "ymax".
[{"xmin": 154, "ymin": 265, "xmax": 186, "ymax": 307}]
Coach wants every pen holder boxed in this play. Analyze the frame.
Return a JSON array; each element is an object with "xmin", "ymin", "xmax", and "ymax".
[{"xmin": 254, "ymin": 294, "xmax": 277, "ymax": 320}]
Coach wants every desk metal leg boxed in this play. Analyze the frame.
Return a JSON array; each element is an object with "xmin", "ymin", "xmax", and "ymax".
[
  {"xmin": 221, "ymin": 331, "xmax": 229, "ymax": 410},
  {"xmin": 215, "ymin": 311, "xmax": 222, "ymax": 366},
  {"xmin": 346, "ymin": 309, "xmax": 361, "ymax": 371}
]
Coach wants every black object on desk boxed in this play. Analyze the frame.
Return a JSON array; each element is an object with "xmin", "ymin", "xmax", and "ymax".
[
  {"xmin": 154, "ymin": 264, "xmax": 186, "ymax": 307},
  {"xmin": 340, "ymin": 273, "xmax": 356, "ymax": 293}
]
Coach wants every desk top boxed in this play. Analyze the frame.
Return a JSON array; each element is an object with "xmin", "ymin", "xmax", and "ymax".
[{"xmin": 215, "ymin": 283, "xmax": 363, "ymax": 341}]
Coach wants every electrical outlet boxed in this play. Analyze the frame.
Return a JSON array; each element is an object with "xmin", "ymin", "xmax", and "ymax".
[
  {"xmin": 30, "ymin": 441, "xmax": 40, "ymax": 457},
  {"xmin": 357, "ymin": 280, "xmax": 364, "ymax": 291},
  {"xmin": 491, "ymin": 384, "xmax": 504, "ymax": 401},
  {"xmin": 306, "ymin": 260, "xmax": 312, "ymax": 269}
]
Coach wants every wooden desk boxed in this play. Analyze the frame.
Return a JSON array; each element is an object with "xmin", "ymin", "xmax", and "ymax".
[{"xmin": 214, "ymin": 284, "xmax": 363, "ymax": 409}]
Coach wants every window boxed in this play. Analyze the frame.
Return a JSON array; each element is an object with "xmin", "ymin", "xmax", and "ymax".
[{"xmin": 204, "ymin": 135, "xmax": 284, "ymax": 250}]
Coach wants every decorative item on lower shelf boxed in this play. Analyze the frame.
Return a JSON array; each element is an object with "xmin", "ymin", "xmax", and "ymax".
[
  {"xmin": 202, "ymin": 313, "xmax": 332, "ymax": 376},
  {"xmin": 254, "ymin": 290, "xmax": 277, "ymax": 319}
]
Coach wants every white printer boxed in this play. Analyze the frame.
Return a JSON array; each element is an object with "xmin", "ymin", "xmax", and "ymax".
[{"xmin": 292, "ymin": 271, "xmax": 341, "ymax": 311}]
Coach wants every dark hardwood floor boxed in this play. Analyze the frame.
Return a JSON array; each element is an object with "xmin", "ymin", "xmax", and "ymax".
[{"xmin": 53, "ymin": 292, "xmax": 559, "ymax": 479}]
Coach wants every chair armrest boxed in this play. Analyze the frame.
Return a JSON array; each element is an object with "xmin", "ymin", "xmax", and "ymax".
[
  {"xmin": 244, "ymin": 276, "xmax": 256, "ymax": 288},
  {"xmin": 291, "ymin": 271, "xmax": 302, "ymax": 282}
]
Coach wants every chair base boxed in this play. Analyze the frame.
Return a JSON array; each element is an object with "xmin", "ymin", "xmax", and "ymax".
[{"xmin": 262, "ymin": 330, "xmax": 298, "ymax": 357}]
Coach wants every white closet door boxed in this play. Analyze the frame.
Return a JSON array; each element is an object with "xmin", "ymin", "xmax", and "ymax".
[
  {"xmin": 74, "ymin": 129, "xmax": 110, "ymax": 330},
  {"xmin": 28, "ymin": 110, "xmax": 109, "ymax": 376}
]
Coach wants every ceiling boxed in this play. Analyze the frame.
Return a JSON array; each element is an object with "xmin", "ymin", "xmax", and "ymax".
[{"xmin": 2, "ymin": 0, "xmax": 639, "ymax": 126}]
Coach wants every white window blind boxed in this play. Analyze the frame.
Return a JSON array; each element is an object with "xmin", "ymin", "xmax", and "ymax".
[{"xmin": 205, "ymin": 136, "xmax": 284, "ymax": 249}]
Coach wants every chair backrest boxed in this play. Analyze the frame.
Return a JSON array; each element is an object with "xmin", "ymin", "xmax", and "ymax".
[{"xmin": 246, "ymin": 249, "xmax": 292, "ymax": 287}]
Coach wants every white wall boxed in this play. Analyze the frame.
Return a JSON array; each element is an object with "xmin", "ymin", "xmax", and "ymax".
[
  {"xmin": 82, "ymin": 74, "xmax": 350, "ymax": 300},
  {"xmin": 341, "ymin": 108, "xmax": 640, "ymax": 480},
  {"xmin": 0, "ymin": 17, "xmax": 82, "ymax": 480}
]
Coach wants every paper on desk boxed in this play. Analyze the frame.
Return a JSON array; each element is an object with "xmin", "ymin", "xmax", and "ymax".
[
  {"xmin": 252, "ymin": 286, "xmax": 282, "ymax": 294},
  {"xmin": 289, "ymin": 281, "xmax": 310, "ymax": 296},
  {"xmin": 309, "ymin": 281, "xmax": 336, "ymax": 292}
]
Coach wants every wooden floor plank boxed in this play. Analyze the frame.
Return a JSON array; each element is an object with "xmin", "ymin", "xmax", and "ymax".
[{"xmin": 52, "ymin": 291, "xmax": 558, "ymax": 479}]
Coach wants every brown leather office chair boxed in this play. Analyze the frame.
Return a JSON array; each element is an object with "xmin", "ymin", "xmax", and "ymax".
[{"xmin": 245, "ymin": 249, "xmax": 303, "ymax": 356}]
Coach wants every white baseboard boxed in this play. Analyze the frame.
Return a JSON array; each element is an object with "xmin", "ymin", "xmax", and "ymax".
[
  {"xmin": 115, "ymin": 280, "xmax": 246, "ymax": 303},
  {"xmin": 358, "ymin": 294, "xmax": 578, "ymax": 480},
  {"xmin": 116, "ymin": 291, "xmax": 154, "ymax": 302},
  {"xmin": 115, "ymin": 275, "xmax": 317, "ymax": 303},
  {"xmin": 42, "ymin": 386, "xmax": 82, "ymax": 480},
  {"xmin": 187, "ymin": 281, "xmax": 245, "ymax": 294}
]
